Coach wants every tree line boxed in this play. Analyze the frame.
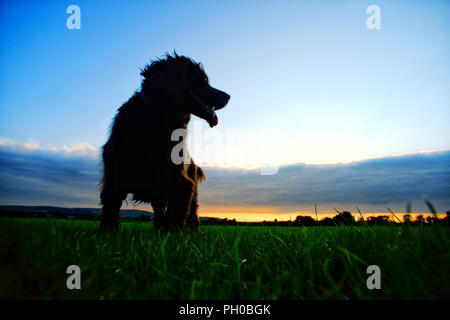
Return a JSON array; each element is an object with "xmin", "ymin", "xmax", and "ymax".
[{"xmin": 200, "ymin": 210, "xmax": 450, "ymax": 227}]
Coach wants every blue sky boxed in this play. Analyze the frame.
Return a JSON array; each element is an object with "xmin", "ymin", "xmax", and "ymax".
[
  {"xmin": 0, "ymin": 1, "xmax": 449, "ymax": 213},
  {"xmin": 1, "ymin": 0, "xmax": 449, "ymax": 164}
]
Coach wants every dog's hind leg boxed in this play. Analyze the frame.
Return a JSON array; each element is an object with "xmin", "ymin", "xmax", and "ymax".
[{"xmin": 151, "ymin": 199, "xmax": 167, "ymax": 230}]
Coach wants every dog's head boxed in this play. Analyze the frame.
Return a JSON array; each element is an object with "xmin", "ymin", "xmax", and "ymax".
[{"xmin": 140, "ymin": 52, "xmax": 230, "ymax": 127}]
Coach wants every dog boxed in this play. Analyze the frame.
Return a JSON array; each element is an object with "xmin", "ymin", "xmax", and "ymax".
[{"xmin": 99, "ymin": 53, "xmax": 230, "ymax": 232}]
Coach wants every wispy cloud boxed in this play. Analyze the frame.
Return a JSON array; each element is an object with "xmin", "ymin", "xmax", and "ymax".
[
  {"xmin": 0, "ymin": 138, "xmax": 99, "ymax": 158},
  {"xmin": 0, "ymin": 139, "xmax": 101, "ymax": 207},
  {"xmin": 198, "ymin": 151, "xmax": 450, "ymax": 213},
  {"xmin": 0, "ymin": 138, "xmax": 448, "ymax": 213},
  {"xmin": 0, "ymin": 138, "xmax": 41, "ymax": 151}
]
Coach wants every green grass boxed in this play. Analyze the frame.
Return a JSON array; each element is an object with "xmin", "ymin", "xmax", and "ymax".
[{"xmin": 0, "ymin": 217, "xmax": 449, "ymax": 299}]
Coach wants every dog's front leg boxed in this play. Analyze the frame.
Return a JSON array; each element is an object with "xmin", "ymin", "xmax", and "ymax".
[
  {"xmin": 186, "ymin": 188, "xmax": 200, "ymax": 231},
  {"xmin": 165, "ymin": 177, "xmax": 195, "ymax": 231},
  {"xmin": 99, "ymin": 188, "xmax": 126, "ymax": 232}
]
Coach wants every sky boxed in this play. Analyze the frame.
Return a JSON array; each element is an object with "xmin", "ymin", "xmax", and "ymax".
[{"xmin": 0, "ymin": 0, "xmax": 449, "ymax": 217}]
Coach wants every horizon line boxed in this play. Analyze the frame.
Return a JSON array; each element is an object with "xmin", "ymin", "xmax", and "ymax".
[{"xmin": 1, "ymin": 204, "xmax": 446, "ymax": 223}]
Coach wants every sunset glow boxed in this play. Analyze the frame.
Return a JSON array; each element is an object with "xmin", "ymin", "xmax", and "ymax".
[{"xmin": 197, "ymin": 206, "xmax": 446, "ymax": 222}]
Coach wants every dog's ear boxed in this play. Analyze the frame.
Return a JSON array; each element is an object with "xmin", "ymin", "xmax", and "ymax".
[
  {"xmin": 140, "ymin": 64, "xmax": 153, "ymax": 79},
  {"xmin": 140, "ymin": 63, "xmax": 163, "ymax": 94},
  {"xmin": 140, "ymin": 57, "xmax": 164, "ymax": 80}
]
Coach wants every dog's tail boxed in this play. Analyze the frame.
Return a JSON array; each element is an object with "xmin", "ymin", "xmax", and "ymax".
[
  {"xmin": 188, "ymin": 163, "xmax": 206, "ymax": 183},
  {"xmin": 196, "ymin": 166, "xmax": 206, "ymax": 183}
]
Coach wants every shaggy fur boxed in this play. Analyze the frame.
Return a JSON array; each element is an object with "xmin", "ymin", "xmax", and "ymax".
[{"xmin": 99, "ymin": 53, "xmax": 230, "ymax": 232}]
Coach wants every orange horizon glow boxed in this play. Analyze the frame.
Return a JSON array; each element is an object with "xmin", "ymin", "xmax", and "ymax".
[
  {"xmin": 198, "ymin": 212, "xmax": 445, "ymax": 222},
  {"xmin": 121, "ymin": 203, "xmax": 447, "ymax": 222},
  {"xmin": 197, "ymin": 206, "xmax": 446, "ymax": 222}
]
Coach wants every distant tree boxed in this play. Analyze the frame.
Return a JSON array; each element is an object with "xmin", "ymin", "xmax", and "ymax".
[
  {"xmin": 415, "ymin": 215, "xmax": 425, "ymax": 225},
  {"xmin": 294, "ymin": 215, "xmax": 317, "ymax": 226},
  {"xmin": 333, "ymin": 211, "xmax": 355, "ymax": 226},
  {"xmin": 367, "ymin": 215, "xmax": 390, "ymax": 226},
  {"xmin": 403, "ymin": 214, "xmax": 412, "ymax": 225},
  {"xmin": 425, "ymin": 216, "xmax": 438, "ymax": 224},
  {"xmin": 207, "ymin": 217, "xmax": 219, "ymax": 225},
  {"xmin": 320, "ymin": 217, "xmax": 335, "ymax": 226},
  {"xmin": 444, "ymin": 211, "xmax": 450, "ymax": 226}
]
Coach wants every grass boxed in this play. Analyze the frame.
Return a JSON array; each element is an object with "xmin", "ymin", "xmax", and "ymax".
[{"xmin": 0, "ymin": 217, "xmax": 449, "ymax": 299}]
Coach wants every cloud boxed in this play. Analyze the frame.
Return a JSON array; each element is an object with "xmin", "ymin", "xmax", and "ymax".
[
  {"xmin": 0, "ymin": 140, "xmax": 101, "ymax": 207},
  {"xmin": 0, "ymin": 137, "xmax": 41, "ymax": 151},
  {"xmin": 61, "ymin": 141, "xmax": 99, "ymax": 157},
  {"xmin": 0, "ymin": 138, "xmax": 99, "ymax": 158},
  {"xmin": 0, "ymin": 137, "xmax": 449, "ymax": 213},
  {"xmin": 198, "ymin": 151, "xmax": 450, "ymax": 213}
]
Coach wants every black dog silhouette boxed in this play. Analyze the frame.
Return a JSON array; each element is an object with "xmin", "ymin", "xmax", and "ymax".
[{"xmin": 100, "ymin": 53, "xmax": 230, "ymax": 232}]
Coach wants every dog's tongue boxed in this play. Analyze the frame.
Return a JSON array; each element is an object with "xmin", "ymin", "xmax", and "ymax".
[
  {"xmin": 191, "ymin": 103, "xmax": 219, "ymax": 128},
  {"xmin": 209, "ymin": 111, "xmax": 218, "ymax": 128}
]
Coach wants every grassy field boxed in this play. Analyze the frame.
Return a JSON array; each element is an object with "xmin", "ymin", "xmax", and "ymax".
[{"xmin": 0, "ymin": 217, "xmax": 449, "ymax": 299}]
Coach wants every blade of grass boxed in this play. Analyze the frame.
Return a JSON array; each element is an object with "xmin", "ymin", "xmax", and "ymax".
[
  {"xmin": 386, "ymin": 207, "xmax": 401, "ymax": 223},
  {"xmin": 406, "ymin": 201, "xmax": 412, "ymax": 214},
  {"xmin": 423, "ymin": 195, "xmax": 438, "ymax": 218},
  {"xmin": 356, "ymin": 206, "xmax": 365, "ymax": 222}
]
